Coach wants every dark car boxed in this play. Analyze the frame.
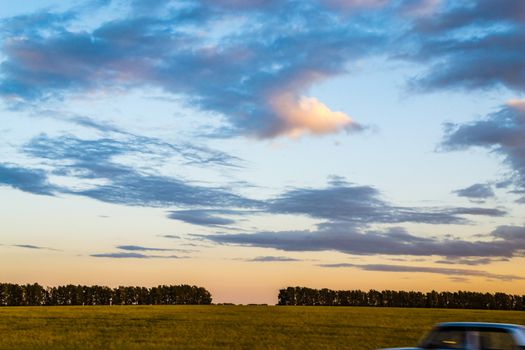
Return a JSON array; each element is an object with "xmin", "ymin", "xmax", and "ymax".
[{"xmin": 380, "ymin": 322, "xmax": 525, "ymax": 350}]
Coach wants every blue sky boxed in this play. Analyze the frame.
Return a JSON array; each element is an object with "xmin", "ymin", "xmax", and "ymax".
[{"xmin": 1, "ymin": 0, "xmax": 524, "ymax": 303}]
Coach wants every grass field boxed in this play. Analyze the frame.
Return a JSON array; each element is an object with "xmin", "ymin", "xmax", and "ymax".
[{"xmin": 0, "ymin": 306, "xmax": 523, "ymax": 349}]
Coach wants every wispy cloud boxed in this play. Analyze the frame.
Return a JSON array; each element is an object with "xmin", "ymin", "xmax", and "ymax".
[
  {"xmin": 435, "ymin": 257, "xmax": 509, "ymax": 266},
  {"xmin": 268, "ymin": 177, "xmax": 506, "ymax": 225},
  {"xmin": 167, "ymin": 209, "xmax": 259, "ymax": 227},
  {"xmin": 11, "ymin": 244, "xmax": 59, "ymax": 251},
  {"xmin": 90, "ymin": 252, "xmax": 187, "ymax": 259},
  {"xmin": 318, "ymin": 263, "xmax": 524, "ymax": 281},
  {"xmin": 159, "ymin": 235, "xmax": 181, "ymax": 239},
  {"xmin": 443, "ymin": 100, "xmax": 525, "ymax": 202},
  {"xmin": 0, "ymin": 133, "xmax": 258, "ymax": 209},
  {"xmin": 200, "ymin": 224, "xmax": 525, "ymax": 259},
  {"xmin": 245, "ymin": 256, "xmax": 301, "ymax": 262},
  {"xmin": 116, "ymin": 245, "xmax": 176, "ymax": 252},
  {"xmin": 453, "ymin": 183, "xmax": 495, "ymax": 202},
  {"xmin": 168, "ymin": 209, "xmax": 238, "ymax": 227}
]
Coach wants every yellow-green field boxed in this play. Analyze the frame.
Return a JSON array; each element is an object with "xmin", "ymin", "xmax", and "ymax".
[{"xmin": 0, "ymin": 306, "xmax": 523, "ymax": 349}]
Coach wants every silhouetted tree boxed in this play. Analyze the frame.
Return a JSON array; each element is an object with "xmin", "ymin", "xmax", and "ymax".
[
  {"xmin": 0, "ymin": 283, "xmax": 212, "ymax": 306},
  {"xmin": 277, "ymin": 287, "xmax": 525, "ymax": 310}
]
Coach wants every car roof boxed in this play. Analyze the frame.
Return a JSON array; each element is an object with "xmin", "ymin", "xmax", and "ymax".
[{"xmin": 437, "ymin": 322, "xmax": 524, "ymax": 330}]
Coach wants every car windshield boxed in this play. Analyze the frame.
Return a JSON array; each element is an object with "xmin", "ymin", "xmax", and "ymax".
[
  {"xmin": 419, "ymin": 328, "xmax": 466, "ymax": 349},
  {"xmin": 419, "ymin": 326, "xmax": 519, "ymax": 350}
]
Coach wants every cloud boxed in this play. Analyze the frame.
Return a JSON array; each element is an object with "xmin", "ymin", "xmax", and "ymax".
[
  {"xmin": 246, "ymin": 256, "xmax": 301, "ymax": 262},
  {"xmin": 1, "ymin": 134, "xmax": 509, "ymax": 236},
  {"xmin": 268, "ymin": 177, "xmax": 506, "ymax": 224},
  {"xmin": 448, "ymin": 276, "xmax": 470, "ymax": 283},
  {"xmin": 4, "ymin": 1, "xmax": 525, "ymax": 139},
  {"xmin": 405, "ymin": 0, "xmax": 525, "ymax": 92},
  {"xmin": 453, "ymin": 183, "xmax": 495, "ymax": 201},
  {"xmin": 442, "ymin": 101, "xmax": 525, "ymax": 201},
  {"xmin": 25, "ymin": 121, "xmax": 243, "ymax": 169},
  {"xmin": 414, "ymin": 0, "xmax": 525, "ymax": 34},
  {"xmin": 317, "ymin": 263, "xmax": 524, "ymax": 281},
  {"xmin": 435, "ymin": 257, "xmax": 508, "ymax": 266},
  {"xmin": 167, "ymin": 208, "xmax": 261, "ymax": 227},
  {"xmin": 397, "ymin": 0, "xmax": 441, "ymax": 17},
  {"xmin": 90, "ymin": 252, "xmax": 187, "ymax": 259},
  {"xmin": 199, "ymin": 0, "xmax": 282, "ymax": 11},
  {"xmin": 0, "ymin": 163, "xmax": 56, "ymax": 195},
  {"xmin": 11, "ymin": 244, "xmax": 59, "ymax": 251},
  {"xmin": 77, "ymin": 174, "xmax": 253, "ymax": 208},
  {"xmin": 3, "ymin": 140, "xmax": 507, "ymax": 230},
  {"xmin": 200, "ymin": 224, "xmax": 525, "ymax": 259},
  {"xmin": 12, "ymin": 133, "xmax": 257, "ymax": 208},
  {"xmin": 115, "ymin": 245, "xmax": 176, "ymax": 252},
  {"xmin": 13, "ymin": 244, "xmax": 44, "ymax": 249},
  {"xmin": 0, "ymin": 1, "xmax": 384, "ymax": 138},
  {"xmin": 267, "ymin": 94, "xmax": 362, "ymax": 138},
  {"xmin": 321, "ymin": 0, "xmax": 389, "ymax": 11},
  {"xmin": 160, "ymin": 235, "xmax": 181, "ymax": 239},
  {"xmin": 167, "ymin": 209, "xmax": 238, "ymax": 227},
  {"xmin": 492, "ymin": 225, "xmax": 525, "ymax": 243}
]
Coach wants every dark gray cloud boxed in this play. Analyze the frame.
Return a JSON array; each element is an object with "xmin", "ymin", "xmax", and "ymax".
[
  {"xmin": 492, "ymin": 225, "xmax": 525, "ymax": 243},
  {"xmin": 200, "ymin": 224, "xmax": 525, "ymax": 259},
  {"xmin": 1, "ymin": 144, "xmax": 508, "ymax": 229},
  {"xmin": 404, "ymin": 0, "xmax": 525, "ymax": 92},
  {"xmin": 414, "ymin": 0, "xmax": 525, "ymax": 33},
  {"xmin": 318, "ymin": 263, "xmax": 524, "ymax": 282},
  {"xmin": 160, "ymin": 235, "xmax": 181, "ymax": 239},
  {"xmin": 168, "ymin": 209, "xmax": 238, "ymax": 226},
  {"xmin": 443, "ymin": 103, "xmax": 525, "ymax": 201},
  {"xmin": 453, "ymin": 183, "xmax": 495, "ymax": 201},
  {"xmin": 449, "ymin": 207, "xmax": 505, "ymax": 216},
  {"xmin": 269, "ymin": 177, "xmax": 506, "ymax": 225},
  {"xmin": 13, "ymin": 244, "xmax": 43, "ymax": 249},
  {"xmin": 435, "ymin": 257, "xmax": 508, "ymax": 266},
  {"xmin": 116, "ymin": 245, "xmax": 176, "ymax": 252},
  {"xmin": 246, "ymin": 256, "xmax": 300, "ymax": 262},
  {"xmin": 12, "ymin": 244, "xmax": 59, "ymax": 251},
  {"xmin": 163, "ymin": 178, "xmax": 507, "ymax": 227},
  {"xmin": 167, "ymin": 209, "xmax": 259, "ymax": 227}
]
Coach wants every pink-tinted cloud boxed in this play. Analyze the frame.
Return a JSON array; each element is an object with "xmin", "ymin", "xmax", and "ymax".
[{"xmin": 268, "ymin": 93, "xmax": 359, "ymax": 138}]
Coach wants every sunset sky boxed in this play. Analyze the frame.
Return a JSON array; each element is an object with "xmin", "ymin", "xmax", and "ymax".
[{"xmin": 1, "ymin": 0, "xmax": 524, "ymax": 304}]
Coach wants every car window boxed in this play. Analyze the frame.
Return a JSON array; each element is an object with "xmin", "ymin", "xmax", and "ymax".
[
  {"xmin": 478, "ymin": 329, "xmax": 516, "ymax": 350},
  {"xmin": 422, "ymin": 329, "xmax": 466, "ymax": 349}
]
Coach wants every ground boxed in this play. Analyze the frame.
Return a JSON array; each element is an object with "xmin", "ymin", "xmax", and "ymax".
[{"xmin": 0, "ymin": 305, "xmax": 523, "ymax": 349}]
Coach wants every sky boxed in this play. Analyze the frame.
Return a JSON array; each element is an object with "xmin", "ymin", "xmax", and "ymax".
[{"xmin": 0, "ymin": 0, "xmax": 524, "ymax": 304}]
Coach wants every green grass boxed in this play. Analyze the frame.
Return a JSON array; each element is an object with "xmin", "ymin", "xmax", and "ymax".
[{"xmin": 0, "ymin": 306, "xmax": 523, "ymax": 349}]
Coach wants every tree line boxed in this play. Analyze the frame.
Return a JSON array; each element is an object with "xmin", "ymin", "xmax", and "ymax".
[
  {"xmin": 0, "ymin": 283, "xmax": 212, "ymax": 306},
  {"xmin": 278, "ymin": 287, "xmax": 525, "ymax": 310}
]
